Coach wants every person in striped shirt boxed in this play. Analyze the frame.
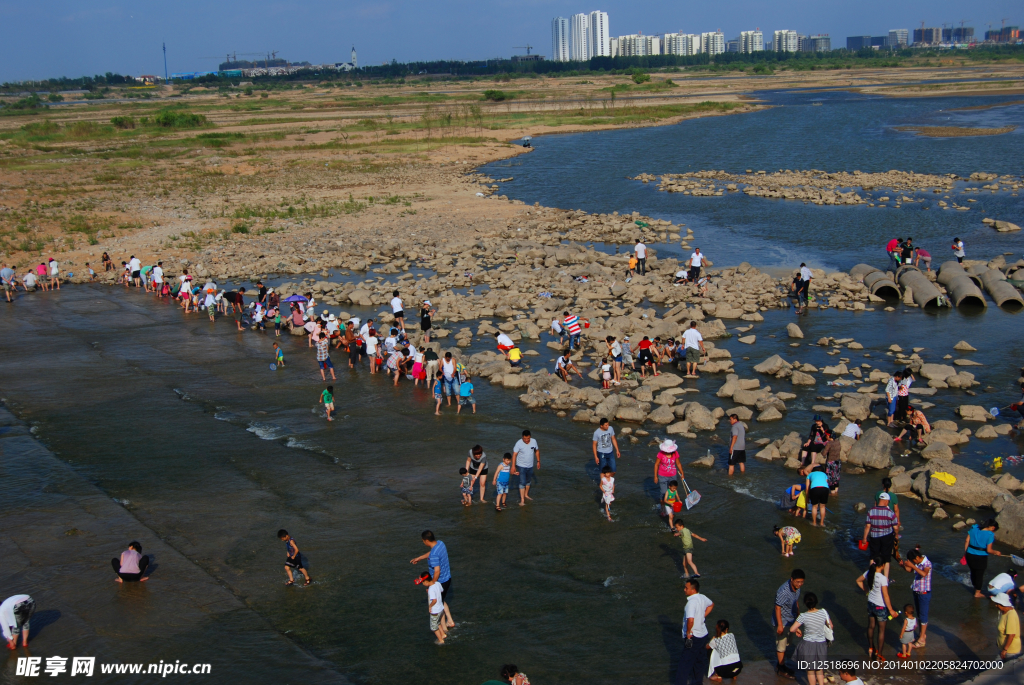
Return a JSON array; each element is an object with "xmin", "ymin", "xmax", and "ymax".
[
  {"xmin": 902, "ymin": 547, "xmax": 932, "ymax": 648},
  {"xmin": 562, "ymin": 311, "xmax": 582, "ymax": 350},
  {"xmin": 861, "ymin": 493, "xmax": 896, "ymax": 576}
]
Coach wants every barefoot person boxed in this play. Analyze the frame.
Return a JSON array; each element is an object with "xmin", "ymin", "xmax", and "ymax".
[
  {"xmin": 278, "ymin": 529, "xmax": 311, "ymax": 586},
  {"xmin": 0, "ymin": 595, "xmax": 34, "ymax": 649},
  {"xmin": 112, "ymin": 541, "xmax": 149, "ymax": 582},
  {"xmin": 410, "ymin": 531, "xmax": 454, "ymax": 629},
  {"xmin": 465, "ymin": 445, "xmax": 488, "ymax": 503},
  {"xmin": 727, "ymin": 414, "xmax": 746, "ymax": 476},
  {"xmin": 682, "ymin": 321, "xmax": 706, "ymax": 377},
  {"xmin": 512, "ymin": 429, "xmax": 540, "ymax": 506}
]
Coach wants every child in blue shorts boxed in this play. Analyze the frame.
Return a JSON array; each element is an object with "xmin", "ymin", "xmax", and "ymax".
[
  {"xmin": 431, "ymin": 371, "xmax": 444, "ymax": 415},
  {"xmin": 492, "ymin": 453, "xmax": 512, "ymax": 511}
]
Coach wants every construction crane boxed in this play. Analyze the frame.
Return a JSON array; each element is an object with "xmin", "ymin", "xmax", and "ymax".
[{"xmin": 513, "ymin": 44, "xmax": 534, "ymax": 55}]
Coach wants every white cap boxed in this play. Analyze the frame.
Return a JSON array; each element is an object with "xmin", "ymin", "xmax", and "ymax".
[
  {"xmin": 328, "ymin": 314, "xmax": 337, "ymax": 321},
  {"xmin": 659, "ymin": 439, "xmax": 678, "ymax": 452},
  {"xmin": 878, "ymin": 492, "xmax": 891, "ymax": 501},
  {"xmin": 991, "ymin": 593, "xmax": 1013, "ymax": 608},
  {"xmin": 424, "ymin": 300, "xmax": 431, "ymax": 306}
]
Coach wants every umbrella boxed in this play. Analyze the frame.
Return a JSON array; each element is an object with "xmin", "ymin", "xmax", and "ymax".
[
  {"xmin": 282, "ymin": 294, "xmax": 308, "ymax": 303},
  {"xmin": 522, "ymin": 136, "xmax": 533, "ymax": 141}
]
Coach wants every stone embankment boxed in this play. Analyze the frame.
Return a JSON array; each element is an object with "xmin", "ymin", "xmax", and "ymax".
[{"xmin": 633, "ymin": 169, "xmax": 1022, "ymax": 208}]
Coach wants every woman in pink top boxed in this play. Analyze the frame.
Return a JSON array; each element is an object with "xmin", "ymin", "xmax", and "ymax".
[
  {"xmin": 112, "ymin": 541, "xmax": 149, "ymax": 583},
  {"xmin": 654, "ymin": 439, "xmax": 685, "ymax": 511}
]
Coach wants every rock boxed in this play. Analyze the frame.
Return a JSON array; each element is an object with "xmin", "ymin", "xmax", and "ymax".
[
  {"xmin": 716, "ymin": 375, "xmax": 739, "ymax": 398},
  {"xmin": 952, "ymin": 520, "xmax": 966, "ymax": 530},
  {"xmin": 783, "ymin": 457, "xmax": 803, "ymax": 470},
  {"xmin": 667, "ymin": 421, "xmax": 693, "ymax": 436},
  {"xmin": 726, "ymin": 406, "xmax": 753, "ymax": 421},
  {"xmin": 791, "ymin": 371, "xmax": 816, "ymax": 385},
  {"xmin": 755, "ymin": 445, "xmax": 781, "ymax": 460},
  {"xmin": 909, "ymin": 460, "xmax": 1013, "ymax": 509},
  {"xmin": 975, "ymin": 425, "xmax": 998, "ymax": 439},
  {"xmin": 854, "ymin": 502, "xmax": 867, "ymax": 513},
  {"xmin": 615, "ymin": 405, "xmax": 648, "ymax": 423},
  {"xmin": 919, "ymin": 363, "xmax": 957, "ymax": 381},
  {"xmin": 644, "ymin": 374, "xmax": 684, "ymax": 390},
  {"xmin": 846, "ymin": 427, "xmax": 893, "ymax": 469},
  {"xmin": 684, "ymin": 403, "xmax": 718, "ymax": 431},
  {"xmin": 993, "ymin": 495, "xmax": 1024, "ymax": 548},
  {"xmin": 932, "ymin": 420, "xmax": 959, "ymax": 432},
  {"xmin": 787, "ymin": 323, "xmax": 804, "ymax": 339},
  {"xmin": 958, "ymin": 405, "xmax": 992, "ymax": 422},
  {"xmin": 823, "ymin": 363, "xmax": 848, "ymax": 375},
  {"xmin": 924, "ymin": 429, "xmax": 968, "ymax": 446},
  {"xmin": 840, "ymin": 394, "xmax": 871, "ymax": 421},
  {"xmin": 989, "ymin": 220, "xmax": 1022, "ymax": 232},
  {"xmin": 995, "ymin": 474, "xmax": 1022, "ymax": 491},
  {"xmin": 690, "ymin": 454, "xmax": 716, "ymax": 468},
  {"xmin": 572, "ymin": 409, "xmax": 596, "ymax": 423},
  {"xmin": 753, "ymin": 354, "xmax": 786, "ymax": 375},
  {"xmin": 932, "ymin": 507, "xmax": 949, "ymax": 520},
  {"xmin": 920, "ymin": 442, "xmax": 954, "ymax": 460},
  {"xmin": 732, "ymin": 388, "xmax": 768, "ymax": 406},
  {"xmin": 953, "ymin": 340, "xmax": 977, "ymax": 352},
  {"xmin": 738, "ymin": 335, "xmax": 756, "ymax": 345},
  {"xmin": 502, "ymin": 373, "xmax": 527, "ymax": 389},
  {"xmin": 757, "ymin": 406, "xmax": 784, "ymax": 422},
  {"xmin": 890, "ymin": 472, "xmax": 913, "ymax": 493},
  {"xmin": 647, "ymin": 404, "xmax": 677, "ymax": 425}
]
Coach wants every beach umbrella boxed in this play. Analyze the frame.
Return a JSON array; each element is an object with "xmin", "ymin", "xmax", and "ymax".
[
  {"xmin": 522, "ymin": 136, "xmax": 532, "ymax": 141},
  {"xmin": 282, "ymin": 294, "xmax": 308, "ymax": 303}
]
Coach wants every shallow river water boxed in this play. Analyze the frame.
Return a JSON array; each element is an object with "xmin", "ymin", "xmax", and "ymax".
[{"xmin": 1, "ymin": 90, "xmax": 1024, "ymax": 685}]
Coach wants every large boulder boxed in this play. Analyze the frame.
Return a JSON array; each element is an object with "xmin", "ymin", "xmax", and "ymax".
[
  {"xmin": 919, "ymin": 364, "xmax": 957, "ymax": 382},
  {"xmin": 716, "ymin": 375, "xmax": 739, "ymax": 398},
  {"xmin": 958, "ymin": 405, "xmax": 992, "ymax": 422},
  {"xmin": 840, "ymin": 394, "xmax": 871, "ymax": 421},
  {"xmin": 924, "ymin": 429, "xmax": 969, "ymax": 446},
  {"xmin": 643, "ymin": 373, "xmax": 684, "ymax": 390},
  {"xmin": 615, "ymin": 405, "xmax": 648, "ymax": 423},
  {"xmin": 647, "ymin": 404, "xmax": 676, "ymax": 425},
  {"xmin": 754, "ymin": 355, "xmax": 786, "ymax": 375},
  {"xmin": 683, "ymin": 403, "xmax": 718, "ymax": 431},
  {"xmin": 757, "ymin": 406, "xmax": 784, "ymax": 422},
  {"xmin": 920, "ymin": 442, "xmax": 954, "ymax": 460},
  {"xmin": 791, "ymin": 371, "xmax": 816, "ymax": 385},
  {"xmin": 909, "ymin": 460, "xmax": 1013, "ymax": 509},
  {"xmin": 846, "ymin": 427, "xmax": 893, "ymax": 470},
  {"xmin": 992, "ymin": 495, "xmax": 1024, "ymax": 548},
  {"xmin": 732, "ymin": 388, "xmax": 768, "ymax": 406},
  {"xmin": 787, "ymin": 323, "xmax": 804, "ymax": 339}
]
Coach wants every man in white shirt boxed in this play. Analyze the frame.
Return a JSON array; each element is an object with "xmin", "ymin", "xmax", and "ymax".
[
  {"xmin": 800, "ymin": 262, "xmax": 813, "ymax": 284},
  {"xmin": 682, "ymin": 321, "xmax": 706, "ymax": 377},
  {"xmin": 842, "ymin": 419, "xmax": 862, "ymax": 440},
  {"xmin": 635, "ymin": 239, "xmax": 647, "ymax": 275},
  {"xmin": 495, "ymin": 332, "xmax": 515, "ymax": 357},
  {"xmin": 390, "ymin": 290, "xmax": 405, "ymax": 332},
  {"xmin": 512, "ymin": 429, "xmax": 540, "ymax": 506},
  {"xmin": 359, "ymin": 318, "xmax": 374, "ymax": 340},
  {"xmin": 689, "ymin": 248, "xmax": 705, "ymax": 287},
  {"xmin": 152, "ymin": 261, "xmax": 164, "ymax": 289},
  {"xmin": 678, "ymin": 578, "xmax": 714, "ymax": 685},
  {"xmin": 128, "ymin": 255, "xmax": 142, "ymax": 287}
]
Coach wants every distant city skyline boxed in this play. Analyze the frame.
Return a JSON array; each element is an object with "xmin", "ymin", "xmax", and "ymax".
[{"xmin": 0, "ymin": 0, "xmax": 1018, "ymax": 82}]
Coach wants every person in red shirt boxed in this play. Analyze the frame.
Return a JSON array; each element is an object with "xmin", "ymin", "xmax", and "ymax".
[
  {"xmin": 886, "ymin": 238, "xmax": 902, "ymax": 271},
  {"xmin": 636, "ymin": 336, "xmax": 660, "ymax": 378}
]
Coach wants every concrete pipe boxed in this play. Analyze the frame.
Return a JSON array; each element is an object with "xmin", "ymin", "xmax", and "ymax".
[
  {"xmin": 862, "ymin": 270, "xmax": 900, "ymax": 299},
  {"xmin": 944, "ymin": 275, "xmax": 987, "ymax": 308},
  {"xmin": 938, "ymin": 260, "xmax": 983, "ymax": 289},
  {"xmin": 897, "ymin": 267, "xmax": 942, "ymax": 308},
  {"xmin": 850, "ymin": 263, "xmax": 877, "ymax": 281},
  {"xmin": 980, "ymin": 269, "xmax": 1024, "ymax": 310}
]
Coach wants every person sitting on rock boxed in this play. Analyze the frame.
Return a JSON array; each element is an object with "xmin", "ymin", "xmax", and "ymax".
[
  {"xmin": 894, "ymin": 406, "xmax": 931, "ymax": 445},
  {"xmin": 554, "ymin": 351, "xmax": 583, "ymax": 383},
  {"xmin": 798, "ymin": 415, "xmax": 830, "ymax": 472}
]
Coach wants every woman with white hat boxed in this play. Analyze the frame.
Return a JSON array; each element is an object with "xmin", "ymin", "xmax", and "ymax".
[
  {"xmin": 654, "ymin": 439, "xmax": 684, "ymax": 519},
  {"xmin": 420, "ymin": 300, "xmax": 435, "ymax": 342}
]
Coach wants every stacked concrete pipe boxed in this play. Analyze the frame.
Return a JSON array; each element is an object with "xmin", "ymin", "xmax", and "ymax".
[
  {"xmin": 896, "ymin": 265, "xmax": 942, "ymax": 308},
  {"xmin": 979, "ymin": 268, "xmax": 1024, "ymax": 310},
  {"xmin": 936, "ymin": 261, "xmax": 987, "ymax": 308},
  {"xmin": 849, "ymin": 263, "xmax": 901, "ymax": 299}
]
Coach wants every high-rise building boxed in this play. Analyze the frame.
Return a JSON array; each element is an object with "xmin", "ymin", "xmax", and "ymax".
[
  {"xmin": 871, "ymin": 36, "xmax": 886, "ymax": 47},
  {"xmin": 846, "ymin": 35, "xmax": 872, "ymax": 50},
  {"xmin": 701, "ymin": 31, "xmax": 725, "ymax": 55},
  {"xmin": 614, "ymin": 33, "xmax": 661, "ymax": 56},
  {"xmin": 888, "ymin": 29, "xmax": 909, "ymax": 47},
  {"xmin": 773, "ymin": 30, "xmax": 799, "ymax": 52},
  {"xmin": 805, "ymin": 34, "xmax": 830, "ymax": 51},
  {"xmin": 551, "ymin": 17, "xmax": 570, "ymax": 62},
  {"xmin": 985, "ymin": 26, "xmax": 1019, "ymax": 42},
  {"xmin": 739, "ymin": 30, "xmax": 764, "ymax": 53},
  {"xmin": 663, "ymin": 33, "xmax": 700, "ymax": 56},
  {"xmin": 588, "ymin": 11, "xmax": 611, "ymax": 57},
  {"xmin": 570, "ymin": 13, "xmax": 589, "ymax": 61},
  {"xmin": 912, "ymin": 27, "xmax": 941, "ymax": 45},
  {"xmin": 726, "ymin": 39, "xmax": 740, "ymax": 52},
  {"xmin": 942, "ymin": 27, "xmax": 974, "ymax": 43}
]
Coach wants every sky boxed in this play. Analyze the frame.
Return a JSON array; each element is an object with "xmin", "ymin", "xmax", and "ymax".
[{"xmin": 0, "ymin": 0, "xmax": 1018, "ymax": 83}]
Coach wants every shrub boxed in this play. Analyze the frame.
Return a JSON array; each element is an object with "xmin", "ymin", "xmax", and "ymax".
[
  {"xmin": 631, "ymin": 70, "xmax": 651, "ymax": 84},
  {"xmin": 151, "ymin": 110, "xmax": 208, "ymax": 128},
  {"xmin": 111, "ymin": 116, "xmax": 136, "ymax": 129},
  {"xmin": 483, "ymin": 89, "xmax": 512, "ymax": 102}
]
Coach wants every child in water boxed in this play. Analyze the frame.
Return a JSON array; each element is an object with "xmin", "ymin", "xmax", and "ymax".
[
  {"xmin": 898, "ymin": 604, "xmax": 917, "ymax": 659},
  {"xmin": 278, "ymin": 529, "xmax": 311, "ymax": 586},
  {"xmin": 663, "ymin": 480, "xmax": 682, "ymax": 529},
  {"xmin": 601, "ymin": 358, "xmax": 612, "ymax": 389},
  {"xmin": 774, "ymin": 525, "xmax": 802, "ymax": 557},
  {"xmin": 600, "ymin": 466, "xmax": 615, "ymax": 521},
  {"xmin": 459, "ymin": 468, "xmax": 473, "ymax": 506},
  {"xmin": 431, "ymin": 371, "xmax": 444, "ymax": 415},
  {"xmin": 320, "ymin": 385, "xmax": 334, "ymax": 422},
  {"xmin": 673, "ymin": 518, "xmax": 707, "ymax": 578},
  {"xmin": 493, "ymin": 453, "xmax": 512, "ymax": 511},
  {"xmin": 272, "ymin": 341, "xmax": 285, "ymax": 367}
]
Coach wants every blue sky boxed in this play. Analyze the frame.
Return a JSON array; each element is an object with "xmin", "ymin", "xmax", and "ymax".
[{"xmin": 0, "ymin": 0, "xmax": 1017, "ymax": 82}]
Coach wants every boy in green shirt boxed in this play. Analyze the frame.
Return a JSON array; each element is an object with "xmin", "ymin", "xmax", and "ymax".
[
  {"xmin": 320, "ymin": 385, "xmax": 334, "ymax": 422},
  {"xmin": 272, "ymin": 342, "xmax": 285, "ymax": 367},
  {"xmin": 673, "ymin": 518, "xmax": 707, "ymax": 578}
]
